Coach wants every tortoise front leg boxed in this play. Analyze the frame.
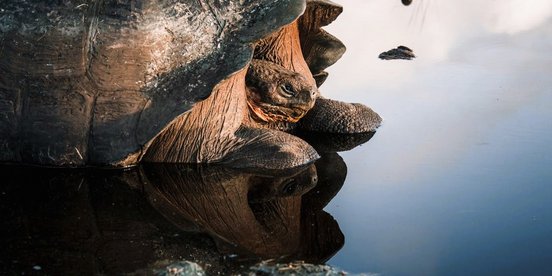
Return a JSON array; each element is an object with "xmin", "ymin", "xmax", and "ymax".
[
  {"xmin": 298, "ymin": 97, "xmax": 382, "ymax": 134},
  {"xmin": 222, "ymin": 126, "xmax": 319, "ymax": 169}
]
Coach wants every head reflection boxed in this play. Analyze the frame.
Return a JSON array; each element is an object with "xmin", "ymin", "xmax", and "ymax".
[{"xmin": 142, "ymin": 156, "xmax": 345, "ymax": 263}]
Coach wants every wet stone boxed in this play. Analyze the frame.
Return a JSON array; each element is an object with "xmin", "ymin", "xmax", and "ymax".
[
  {"xmin": 378, "ymin": 45, "xmax": 416, "ymax": 60},
  {"xmin": 155, "ymin": 261, "xmax": 206, "ymax": 276}
]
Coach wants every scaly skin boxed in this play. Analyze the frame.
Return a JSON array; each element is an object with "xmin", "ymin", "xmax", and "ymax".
[
  {"xmin": 299, "ymin": 98, "xmax": 382, "ymax": 133},
  {"xmin": 244, "ymin": 59, "xmax": 317, "ymax": 131}
]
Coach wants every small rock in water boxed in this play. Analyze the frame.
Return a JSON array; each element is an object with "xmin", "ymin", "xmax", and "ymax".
[
  {"xmin": 249, "ymin": 261, "xmax": 350, "ymax": 276},
  {"xmin": 379, "ymin": 45, "xmax": 416, "ymax": 60},
  {"xmin": 156, "ymin": 261, "xmax": 205, "ymax": 276}
]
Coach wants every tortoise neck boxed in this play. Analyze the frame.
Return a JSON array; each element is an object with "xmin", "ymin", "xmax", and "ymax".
[
  {"xmin": 253, "ymin": 21, "xmax": 316, "ymax": 88},
  {"xmin": 144, "ymin": 69, "xmax": 248, "ymax": 163}
]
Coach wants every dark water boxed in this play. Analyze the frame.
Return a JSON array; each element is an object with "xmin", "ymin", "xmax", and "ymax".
[{"xmin": 0, "ymin": 132, "xmax": 368, "ymax": 275}]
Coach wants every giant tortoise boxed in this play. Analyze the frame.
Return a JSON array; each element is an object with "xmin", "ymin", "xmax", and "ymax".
[{"xmin": 0, "ymin": 0, "xmax": 412, "ymax": 169}]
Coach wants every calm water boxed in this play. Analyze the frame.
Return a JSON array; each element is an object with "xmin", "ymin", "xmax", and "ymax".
[
  {"xmin": 2, "ymin": 1, "xmax": 552, "ymax": 275},
  {"xmin": 0, "ymin": 161, "xmax": 346, "ymax": 274},
  {"xmin": 323, "ymin": 0, "xmax": 552, "ymax": 275}
]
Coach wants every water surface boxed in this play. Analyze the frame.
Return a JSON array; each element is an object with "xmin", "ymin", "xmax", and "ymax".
[
  {"xmin": 322, "ymin": 0, "xmax": 552, "ymax": 275},
  {"xmin": 0, "ymin": 151, "xmax": 350, "ymax": 274}
]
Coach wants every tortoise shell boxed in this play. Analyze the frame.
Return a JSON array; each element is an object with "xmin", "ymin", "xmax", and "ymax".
[{"xmin": 0, "ymin": 0, "xmax": 306, "ymax": 167}]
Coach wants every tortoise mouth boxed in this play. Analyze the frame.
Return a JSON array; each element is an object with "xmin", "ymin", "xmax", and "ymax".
[{"xmin": 247, "ymin": 97, "xmax": 310, "ymax": 124}]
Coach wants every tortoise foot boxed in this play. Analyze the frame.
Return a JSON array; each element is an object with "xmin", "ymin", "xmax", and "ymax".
[{"xmin": 221, "ymin": 127, "xmax": 320, "ymax": 170}]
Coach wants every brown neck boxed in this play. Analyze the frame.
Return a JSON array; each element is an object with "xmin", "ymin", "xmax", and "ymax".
[
  {"xmin": 144, "ymin": 69, "xmax": 248, "ymax": 163},
  {"xmin": 254, "ymin": 21, "xmax": 316, "ymax": 88}
]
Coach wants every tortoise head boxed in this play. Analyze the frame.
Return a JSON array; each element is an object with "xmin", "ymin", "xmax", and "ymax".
[{"xmin": 245, "ymin": 59, "xmax": 317, "ymax": 124}]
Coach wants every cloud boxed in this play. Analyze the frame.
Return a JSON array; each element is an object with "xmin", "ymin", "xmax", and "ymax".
[{"xmin": 486, "ymin": 0, "xmax": 552, "ymax": 34}]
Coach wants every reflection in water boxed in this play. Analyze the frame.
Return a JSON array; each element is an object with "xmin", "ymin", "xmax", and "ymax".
[
  {"xmin": 0, "ymin": 142, "xmax": 369, "ymax": 274},
  {"xmin": 298, "ymin": 131, "xmax": 376, "ymax": 153},
  {"xmin": 143, "ymin": 161, "xmax": 341, "ymax": 263}
]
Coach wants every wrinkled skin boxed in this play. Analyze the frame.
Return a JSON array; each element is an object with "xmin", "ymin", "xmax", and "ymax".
[
  {"xmin": 244, "ymin": 59, "xmax": 317, "ymax": 130},
  {"xmin": 248, "ymin": 1, "xmax": 383, "ymax": 136},
  {"xmin": 242, "ymin": 58, "xmax": 382, "ymax": 134}
]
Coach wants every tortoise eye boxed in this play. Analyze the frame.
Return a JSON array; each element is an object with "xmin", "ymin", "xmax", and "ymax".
[
  {"xmin": 282, "ymin": 179, "xmax": 298, "ymax": 195},
  {"xmin": 402, "ymin": 0, "xmax": 412, "ymax": 6},
  {"xmin": 280, "ymin": 83, "xmax": 296, "ymax": 97}
]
